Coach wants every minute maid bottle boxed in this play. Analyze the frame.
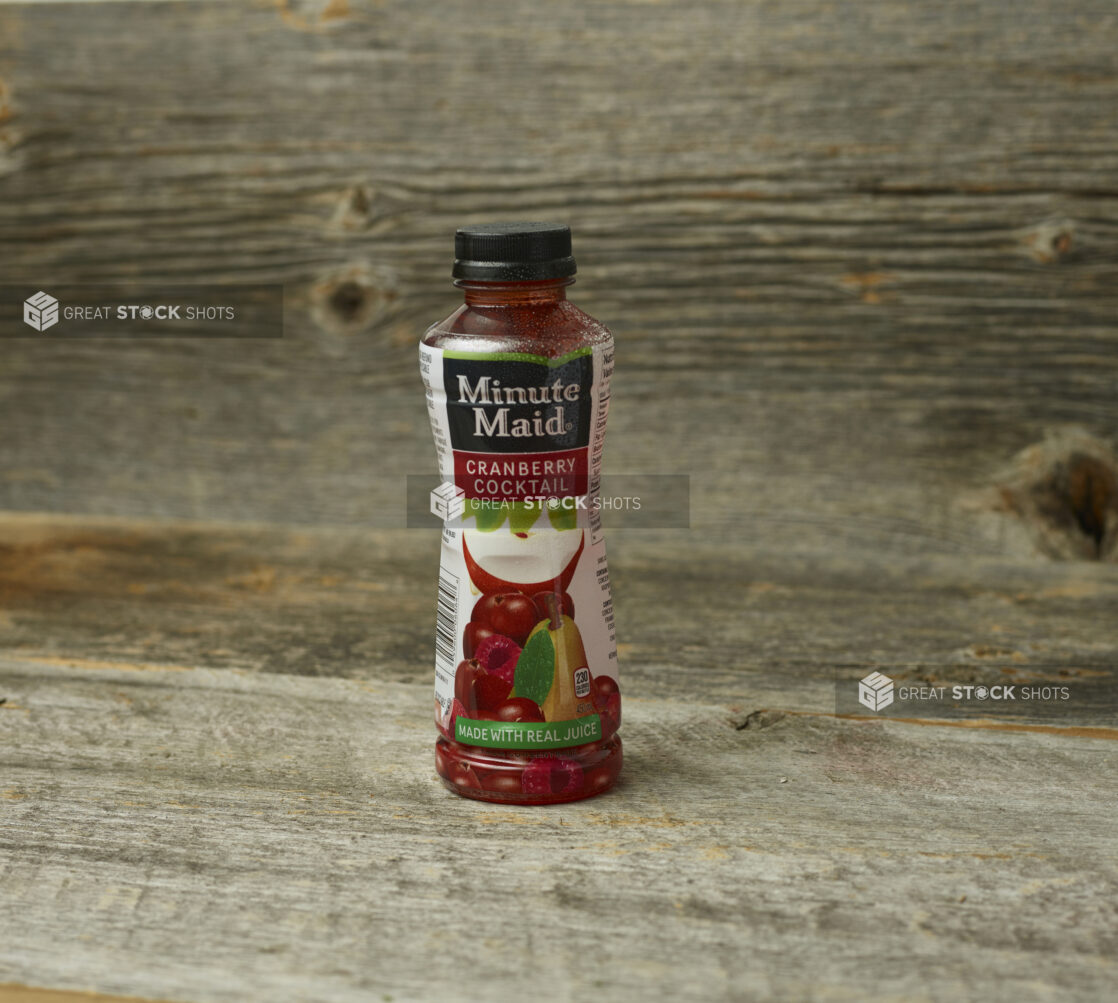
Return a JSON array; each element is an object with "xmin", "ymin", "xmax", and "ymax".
[{"xmin": 419, "ymin": 223, "xmax": 621, "ymax": 803}]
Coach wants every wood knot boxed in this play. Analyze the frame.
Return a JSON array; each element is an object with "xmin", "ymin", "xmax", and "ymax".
[
  {"xmin": 310, "ymin": 264, "xmax": 398, "ymax": 339},
  {"xmin": 329, "ymin": 185, "xmax": 374, "ymax": 232},
  {"xmin": 994, "ymin": 430, "xmax": 1118, "ymax": 560},
  {"xmin": 1023, "ymin": 219, "xmax": 1075, "ymax": 264},
  {"xmin": 328, "ymin": 281, "xmax": 369, "ymax": 322},
  {"xmin": 732, "ymin": 709, "xmax": 786, "ymax": 731}
]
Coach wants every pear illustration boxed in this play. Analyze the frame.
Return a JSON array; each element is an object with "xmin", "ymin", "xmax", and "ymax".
[{"xmin": 520, "ymin": 594, "xmax": 595, "ymax": 723}]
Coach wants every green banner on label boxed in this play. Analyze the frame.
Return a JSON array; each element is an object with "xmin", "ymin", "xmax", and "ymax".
[{"xmin": 455, "ymin": 714, "xmax": 601, "ymax": 749}]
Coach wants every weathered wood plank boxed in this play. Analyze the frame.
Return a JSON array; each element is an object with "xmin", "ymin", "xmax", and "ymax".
[
  {"xmin": 0, "ymin": 656, "xmax": 1115, "ymax": 1002},
  {"xmin": 0, "ymin": 1, "xmax": 1116, "ymax": 554},
  {"xmin": 0, "ymin": 514, "xmax": 1116, "ymax": 725},
  {"xmin": 0, "ymin": 985, "xmax": 160, "ymax": 1003}
]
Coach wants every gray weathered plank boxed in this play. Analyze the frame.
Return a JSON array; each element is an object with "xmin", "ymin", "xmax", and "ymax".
[
  {"xmin": 1, "ymin": 514, "xmax": 1116, "ymax": 723},
  {"xmin": 0, "ymin": 986, "xmax": 159, "ymax": 1003},
  {"xmin": 0, "ymin": 0, "xmax": 1116, "ymax": 558},
  {"xmin": 2, "ymin": 2, "xmax": 1117, "ymax": 997},
  {"xmin": 0, "ymin": 655, "xmax": 1115, "ymax": 1003}
]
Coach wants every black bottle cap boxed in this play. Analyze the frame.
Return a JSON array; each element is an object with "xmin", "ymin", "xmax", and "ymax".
[{"xmin": 453, "ymin": 222, "xmax": 576, "ymax": 281}]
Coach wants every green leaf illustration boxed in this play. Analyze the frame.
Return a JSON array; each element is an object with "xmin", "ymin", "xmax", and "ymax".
[
  {"xmin": 547, "ymin": 501, "xmax": 578, "ymax": 531},
  {"xmin": 509, "ymin": 629, "xmax": 555, "ymax": 707},
  {"xmin": 508, "ymin": 501, "xmax": 543, "ymax": 534},
  {"xmin": 469, "ymin": 498, "xmax": 507, "ymax": 532},
  {"xmin": 462, "ymin": 498, "xmax": 547, "ymax": 534}
]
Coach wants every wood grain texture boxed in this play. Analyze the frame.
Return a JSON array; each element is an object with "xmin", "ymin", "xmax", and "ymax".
[
  {"xmin": 1, "ymin": 513, "xmax": 1116, "ymax": 724},
  {"xmin": 1, "ymin": 654, "xmax": 1116, "ymax": 1003},
  {"xmin": 2, "ymin": 2, "xmax": 1117, "ymax": 998},
  {"xmin": 0, "ymin": 0, "xmax": 1115, "ymax": 563},
  {"xmin": 0, "ymin": 985, "xmax": 163, "ymax": 1003},
  {"xmin": 0, "ymin": 513, "xmax": 1115, "ymax": 998}
]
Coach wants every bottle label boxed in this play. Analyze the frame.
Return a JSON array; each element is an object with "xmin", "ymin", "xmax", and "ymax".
[{"xmin": 420, "ymin": 342, "xmax": 620, "ymax": 750}]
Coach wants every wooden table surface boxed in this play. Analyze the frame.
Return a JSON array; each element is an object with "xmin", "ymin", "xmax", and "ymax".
[
  {"xmin": 0, "ymin": 514, "xmax": 1115, "ymax": 1002},
  {"xmin": 1, "ymin": 1, "xmax": 1117, "ymax": 1000}
]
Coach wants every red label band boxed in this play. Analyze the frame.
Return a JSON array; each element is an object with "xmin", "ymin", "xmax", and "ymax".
[{"xmin": 453, "ymin": 447, "xmax": 588, "ymax": 500}]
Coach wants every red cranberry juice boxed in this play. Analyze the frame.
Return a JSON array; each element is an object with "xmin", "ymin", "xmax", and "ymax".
[{"xmin": 420, "ymin": 223, "xmax": 621, "ymax": 803}]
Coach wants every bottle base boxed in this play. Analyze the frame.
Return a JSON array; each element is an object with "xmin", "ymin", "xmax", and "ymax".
[{"xmin": 435, "ymin": 734, "xmax": 622, "ymax": 805}]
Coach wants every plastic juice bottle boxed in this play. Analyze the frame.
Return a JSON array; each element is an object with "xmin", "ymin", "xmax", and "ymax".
[{"xmin": 420, "ymin": 223, "xmax": 622, "ymax": 804}]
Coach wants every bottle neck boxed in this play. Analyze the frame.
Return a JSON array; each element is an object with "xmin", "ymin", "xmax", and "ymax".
[{"xmin": 457, "ymin": 278, "xmax": 572, "ymax": 306}]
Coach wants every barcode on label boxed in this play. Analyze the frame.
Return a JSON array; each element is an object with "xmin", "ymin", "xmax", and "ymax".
[{"xmin": 435, "ymin": 570, "xmax": 458, "ymax": 669}]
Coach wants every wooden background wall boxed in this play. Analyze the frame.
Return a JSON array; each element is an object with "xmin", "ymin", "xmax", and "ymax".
[
  {"xmin": 2, "ymin": 5, "xmax": 1117, "ymax": 1001},
  {"xmin": 1, "ymin": 0, "xmax": 1115, "ymax": 565}
]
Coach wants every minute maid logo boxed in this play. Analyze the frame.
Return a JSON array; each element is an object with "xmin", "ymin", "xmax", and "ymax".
[
  {"xmin": 443, "ymin": 348, "xmax": 593, "ymax": 455},
  {"xmin": 23, "ymin": 291, "xmax": 59, "ymax": 332}
]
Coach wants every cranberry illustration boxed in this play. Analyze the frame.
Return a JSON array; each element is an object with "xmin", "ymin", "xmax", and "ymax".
[
  {"xmin": 455, "ymin": 658, "xmax": 511, "ymax": 715},
  {"xmin": 462, "ymin": 622, "xmax": 498, "ymax": 659},
  {"xmin": 446, "ymin": 759, "xmax": 482, "ymax": 792},
  {"xmin": 493, "ymin": 697, "xmax": 545, "ymax": 723},
  {"xmin": 480, "ymin": 772, "xmax": 522, "ymax": 797},
  {"xmin": 530, "ymin": 589, "xmax": 575, "ymax": 621},
  {"xmin": 591, "ymin": 675, "xmax": 621, "ymax": 737},
  {"xmin": 583, "ymin": 765, "xmax": 615, "ymax": 795},
  {"xmin": 591, "ymin": 674, "xmax": 620, "ymax": 706},
  {"xmin": 522, "ymin": 756, "xmax": 584, "ymax": 797},
  {"xmin": 446, "ymin": 698, "xmax": 470, "ymax": 737},
  {"xmin": 474, "ymin": 634, "xmax": 521, "ymax": 686},
  {"xmin": 471, "ymin": 591, "xmax": 539, "ymax": 645},
  {"xmin": 598, "ymin": 693, "xmax": 621, "ymax": 737},
  {"xmin": 454, "ymin": 659, "xmax": 479, "ymax": 709}
]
